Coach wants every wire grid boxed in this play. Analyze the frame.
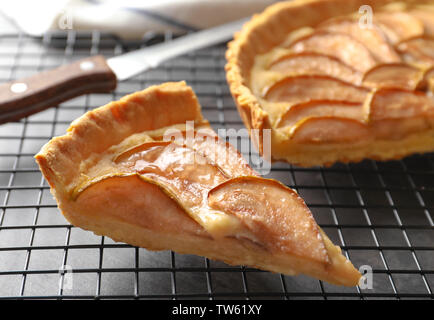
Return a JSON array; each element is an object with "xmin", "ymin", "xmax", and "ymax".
[{"xmin": 0, "ymin": 31, "xmax": 432, "ymax": 300}]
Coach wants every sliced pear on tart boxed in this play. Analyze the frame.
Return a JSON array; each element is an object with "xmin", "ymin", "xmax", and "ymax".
[
  {"xmin": 35, "ymin": 82, "xmax": 361, "ymax": 286},
  {"xmin": 397, "ymin": 36, "xmax": 434, "ymax": 65},
  {"xmin": 208, "ymin": 176, "xmax": 328, "ymax": 262},
  {"xmin": 362, "ymin": 63, "xmax": 424, "ymax": 90},
  {"xmin": 263, "ymin": 75, "xmax": 369, "ymax": 104},
  {"xmin": 318, "ymin": 18, "xmax": 400, "ymax": 63},
  {"xmin": 288, "ymin": 117, "xmax": 371, "ymax": 144},
  {"xmin": 207, "ymin": 176, "xmax": 362, "ymax": 285},
  {"xmin": 288, "ymin": 31, "xmax": 377, "ymax": 72},
  {"xmin": 409, "ymin": 9, "xmax": 434, "ymax": 36},
  {"xmin": 367, "ymin": 87, "xmax": 434, "ymax": 121},
  {"xmin": 363, "ymin": 88, "xmax": 434, "ymax": 139},
  {"xmin": 276, "ymin": 100, "xmax": 363, "ymax": 129},
  {"xmin": 375, "ymin": 11, "xmax": 425, "ymax": 44},
  {"xmin": 419, "ymin": 67, "xmax": 434, "ymax": 91},
  {"xmin": 268, "ymin": 52, "xmax": 362, "ymax": 84}
]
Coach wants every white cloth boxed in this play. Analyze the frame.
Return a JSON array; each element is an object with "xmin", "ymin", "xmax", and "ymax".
[{"xmin": 0, "ymin": 0, "xmax": 277, "ymax": 39}]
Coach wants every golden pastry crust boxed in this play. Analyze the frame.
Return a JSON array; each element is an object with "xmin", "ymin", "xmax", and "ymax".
[
  {"xmin": 35, "ymin": 82, "xmax": 361, "ymax": 286},
  {"xmin": 226, "ymin": 0, "xmax": 434, "ymax": 167}
]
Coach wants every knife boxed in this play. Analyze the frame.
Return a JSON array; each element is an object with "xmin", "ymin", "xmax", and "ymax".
[{"xmin": 0, "ymin": 18, "xmax": 248, "ymax": 124}]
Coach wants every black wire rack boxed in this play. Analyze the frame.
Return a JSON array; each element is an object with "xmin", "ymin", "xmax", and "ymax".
[{"xmin": 0, "ymin": 31, "xmax": 432, "ymax": 300}]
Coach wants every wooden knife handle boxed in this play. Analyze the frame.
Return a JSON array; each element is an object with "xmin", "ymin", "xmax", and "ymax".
[{"xmin": 0, "ymin": 55, "xmax": 117, "ymax": 124}]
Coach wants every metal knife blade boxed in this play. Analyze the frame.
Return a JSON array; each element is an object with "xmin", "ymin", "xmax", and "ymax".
[
  {"xmin": 108, "ymin": 18, "xmax": 249, "ymax": 81},
  {"xmin": 0, "ymin": 18, "xmax": 248, "ymax": 124}
]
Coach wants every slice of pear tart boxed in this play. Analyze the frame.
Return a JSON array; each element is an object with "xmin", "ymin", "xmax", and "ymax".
[{"xmin": 35, "ymin": 82, "xmax": 360, "ymax": 286}]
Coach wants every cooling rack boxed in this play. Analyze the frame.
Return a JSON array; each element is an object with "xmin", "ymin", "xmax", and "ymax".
[{"xmin": 0, "ymin": 31, "xmax": 432, "ymax": 300}]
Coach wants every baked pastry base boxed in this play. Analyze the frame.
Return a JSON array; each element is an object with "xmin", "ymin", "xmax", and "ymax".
[{"xmin": 68, "ymin": 182, "xmax": 358, "ymax": 286}]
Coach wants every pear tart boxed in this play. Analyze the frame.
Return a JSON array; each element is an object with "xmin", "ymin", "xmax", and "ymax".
[
  {"xmin": 226, "ymin": 0, "xmax": 434, "ymax": 166},
  {"xmin": 35, "ymin": 82, "xmax": 360, "ymax": 286}
]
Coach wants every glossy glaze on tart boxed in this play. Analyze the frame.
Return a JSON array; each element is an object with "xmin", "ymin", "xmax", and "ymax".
[
  {"xmin": 226, "ymin": 0, "xmax": 434, "ymax": 166},
  {"xmin": 35, "ymin": 82, "xmax": 361, "ymax": 286}
]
